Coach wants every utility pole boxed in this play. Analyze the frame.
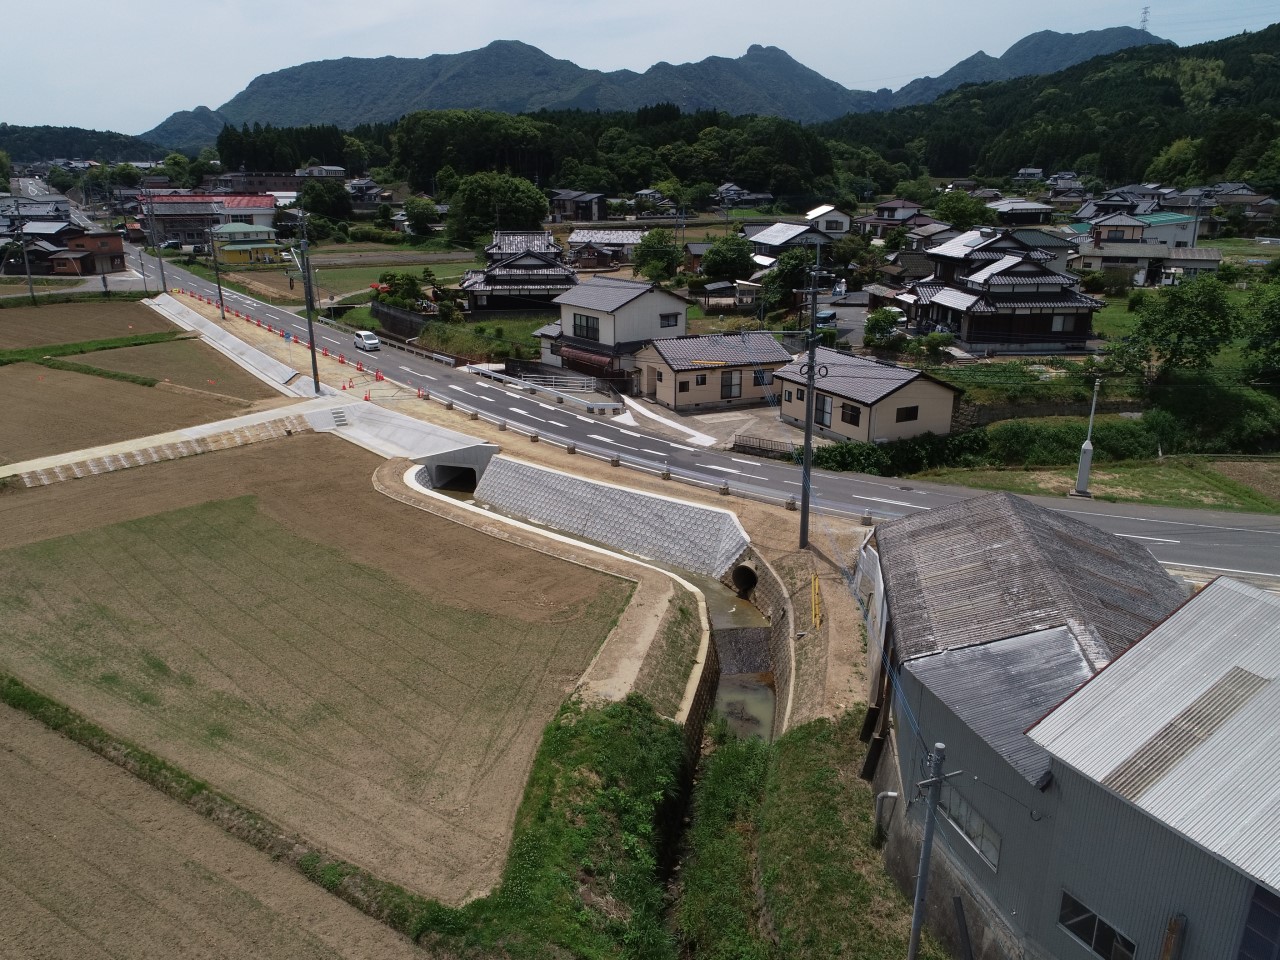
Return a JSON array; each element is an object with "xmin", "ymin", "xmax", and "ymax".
[
  {"xmin": 15, "ymin": 219, "xmax": 37, "ymax": 306},
  {"xmin": 799, "ymin": 246, "xmax": 827, "ymax": 549},
  {"xmin": 144, "ymin": 190, "xmax": 167, "ymax": 292},
  {"xmin": 208, "ymin": 227, "xmax": 226, "ymax": 320},
  {"xmin": 908, "ymin": 743, "xmax": 948, "ymax": 960},
  {"xmin": 295, "ymin": 197, "xmax": 322, "ymax": 396},
  {"xmin": 1072, "ymin": 378, "xmax": 1102, "ymax": 498}
]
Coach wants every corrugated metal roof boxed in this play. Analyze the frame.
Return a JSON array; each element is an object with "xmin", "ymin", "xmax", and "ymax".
[
  {"xmin": 554, "ymin": 276, "xmax": 665, "ymax": 313},
  {"xmin": 1029, "ymin": 578, "xmax": 1280, "ymax": 892},
  {"xmin": 649, "ymin": 332, "xmax": 791, "ymax": 371},
  {"xmin": 907, "ymin": 626, "xmax": 1094, "ymax": 783},
  {"xmin": 877, "ymin": 492, "xmax": 1186, "ymax": 666},
  {"xmin": 773, "ymin": 347, "xmax": 930, "ymax": 404},
  {"xmin": 750, "ymin": 222, "xmax": 824, "ymax": 247}
]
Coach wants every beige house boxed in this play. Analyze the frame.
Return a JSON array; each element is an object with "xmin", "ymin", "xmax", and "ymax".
[
  {"xmin": 538, "ymin": 276, "xmax": 690, "ymax": 376},
  {"xmin": 773, "ymin": 348, "xmax": 958, "ymax": 443},
  {"xmin": 633, "ymin": 332, "xmax": 793, "ymax": 412}
]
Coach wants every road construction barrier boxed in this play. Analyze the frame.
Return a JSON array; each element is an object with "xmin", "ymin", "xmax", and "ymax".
[
  {"xmin": 374, "ymin": 370, "xmax": 384, "ymax": 382},
  {"xmin": 363, "ymin": 390, "xmax": 371, "ymax": 401},
  {"xmin": 338, "ymin": 354, "xmax": 346, "ymax": 364},
  {"xmin": 356, "ymin": 361, "xmax": 364, "ymax": 372},
  {"xmin": 322, "ymin": 346, "xmax": 329, "ymax": 357}
]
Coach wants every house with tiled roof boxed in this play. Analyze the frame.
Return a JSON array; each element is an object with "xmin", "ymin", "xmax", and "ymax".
[
  {"xmin": 459, "ymin": 231, "xmax": 576, "ymax": 311},
  {"xmin": 550, "ymin": 189, "xmax": 608, "ymax": 223},
  {"xmin": 566, "ymin": 229, "xmax": 647, "ymax": 266},
  {"xmin": 139, "ymin": 194, "xmax": 276, "ymax": 244},
  {"xmin": 773, "ymin": 347, "xmax": 958, "ymax": 443},
  {"xmin": 905, "ymin": 228, "xmax": 1102, "ymax": 352},
  {"xmin": 985, "ymin": 197, "xmax": 1053, "ymax": 226},
  {"xmin": 853, "ymin": 199, "xmax": 945, "ymax": 239},
  {"xmin": 632, "ymin": 332, "xmax": 791, "ymax": 412},
  {"xmin": 535, "ymin": 276, "xmax": 687, "ymax": 377}
]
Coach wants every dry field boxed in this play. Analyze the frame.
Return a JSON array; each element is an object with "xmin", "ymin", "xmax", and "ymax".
[
  {"xmin": 0, "ymin": 301, "xmax": 176, "ymax": 350},
  {"xmin": 1209, "ymin": 459, "xmax": 1280, "ymax": 503},
  {"xmin": 0, "ymin": 435, "xmax": 632, "ymax": 904},
  {"xmin": 0, "ymin": 704, "xmax": 429, "ymax": 960},
  {"xmin": 0, "ymin": 363, "xmax": 240, "ymax": 466},
  {"xmin": 74, "ymin": 338, "xmax": 281, "ymax": 401}
]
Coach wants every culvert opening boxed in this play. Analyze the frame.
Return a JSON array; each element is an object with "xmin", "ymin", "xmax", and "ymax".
[
  {"xmin": 419, "ymin": 464, "xmax": 478, "ymax": 494},
  {"xmin": 730, "ymin": 561, "xmax": 758, "ymax": 597}
]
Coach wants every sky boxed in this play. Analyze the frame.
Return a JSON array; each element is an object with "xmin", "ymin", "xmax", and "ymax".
[{"xmin": 3, "ymin": 0, "xmax": 1277, "ymax": 135}]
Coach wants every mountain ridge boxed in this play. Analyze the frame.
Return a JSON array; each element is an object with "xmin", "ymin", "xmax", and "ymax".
[{"xmin": 142, "ymin": 28, "xmax": 1171, "ymax": 150}]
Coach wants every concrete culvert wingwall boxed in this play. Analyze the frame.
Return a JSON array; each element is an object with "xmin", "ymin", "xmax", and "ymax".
[{"xmin": 731, "ymin": 560, "xmax": 758, "ymax": 597}]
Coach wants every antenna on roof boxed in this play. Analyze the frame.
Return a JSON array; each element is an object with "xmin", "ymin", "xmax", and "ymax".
[{"xmin": 1139, "ymin": 5, "xmax": 1149, "ymax": 32}]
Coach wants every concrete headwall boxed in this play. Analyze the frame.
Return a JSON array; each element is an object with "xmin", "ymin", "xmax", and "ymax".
[
  {"xmin": 725, "ymin": 546, "xmax": 795, "ymax": 741},
  {"xmin": 474, "ymin": 457, "xmax": 750, "ymax": 578}
]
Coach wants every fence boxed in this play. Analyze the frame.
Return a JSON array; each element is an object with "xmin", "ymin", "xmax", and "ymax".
[{"xmin": 731, "ymin": 435, "xmax": 799, "ymax": 460}]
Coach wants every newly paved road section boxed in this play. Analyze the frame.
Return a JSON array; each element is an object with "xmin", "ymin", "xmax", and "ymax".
[{"xmin": 133, "ymin": 247, "xmax": 1280, "ymax": 581}]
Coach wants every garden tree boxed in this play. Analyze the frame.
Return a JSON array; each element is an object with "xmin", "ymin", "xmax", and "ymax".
[
  {"xmin": 1134, "ymin": 275, "xmax": 1240, "ymax": 373},
  {"xmin": 883, "ymin": 227, "xmax": 909, "ymax": 252},
  {"xmin": 343, "ymin": 135, "xmax": 370, "ymax": 175},
  {"xmin": 0, "ymin": 149, "xmax": 13, "ymax": 183},
  {"xmin": 632, "ymin": 228, "xmax": 682, "ymax": 282},
  {"xmin": 433, "ymin": 164, "xmax": 459, "ymax": 200},
  {"xmin": 932, "ymin": 190, "xmax": 995, "ymax": 232},
  {"xmin": 699, "ymin": 234, "xmax": 754, "ymax": 281},
  {"xmin": 375, "ymin": 271, "xmax": 422, "ymax": 305},
  {"xmin": 759, "ymin": 247, "xmax": 814, "ymax": 313},
  {"xmin": 1244, "ymin": 283, "xmax": 1280, "ymax": 375},
  {"xmin": 863, "ymin": 308, "xmax": 900, "ymax": 348},
  {"xmin": 447, "ymin": 172, "xmax": 547, "ymax": 245},
  {"xmin": 403, "ymin": 196, "xmax": 439, "ymax": 234},
  {"xmin": 301, "ymin": 177, "xmax": 354, "ymax": 221},
  {"xmin": 375, "ymin": 203, "xmax": 392, "ymax": 226},
  {"xmin": 891, "ymin": 173, "xmax": 936, "ymax": 205}
]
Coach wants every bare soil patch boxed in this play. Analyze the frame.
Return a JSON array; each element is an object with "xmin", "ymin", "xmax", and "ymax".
[
  {"xmin": 1209, "ymin": 460, "xmax": 1280, "ymax": 503},
  {"xmin": 0, "ymin": 363, "xmax": 240, "ymax": 466},
  {"xmin": 0, "ymin": 301, "xmax": 176, "ymax": 350},
  {"xmin": 0, "ymin": 703, "xmax": 429, "ymax": 960},
  {"xmin": 73, "ymin": 338, "xmax": 281, "ymax": 401},
  {"xmin": 0, "ymin": 435, "xmax": 631, "ymax": 903}
]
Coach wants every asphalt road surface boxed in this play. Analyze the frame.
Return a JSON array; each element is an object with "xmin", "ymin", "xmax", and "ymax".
[{"xmin": 134, "ymin": 247, "xmax": 1280, "ymax": 583}]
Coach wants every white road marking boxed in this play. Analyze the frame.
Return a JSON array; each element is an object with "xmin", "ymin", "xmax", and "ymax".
[
  {"xmin": 510, "ymin": 408, "xmax": 546, "ymax": 422},
  {"xmin": 642, "ymin": 449, "xmax": 668, "ymax": 457},
  {"xmin": 321, "ymin": 336, "xmax": 340, "ymax": 344},
  {"xmin": 1163, "ymin": 561, "xmax": 1280, "ymax": 577},
  {"xmin": 853, "ymin": 495, "xmax": 930, "ymax": 509},
  {"xmin": 588, "ymin": 434, "xmax": 638, "ymax": 450},
  {"xmin": 616, "ymin": 428, "xmax": 645, "ymax": 438},
  {"xmin": 1117, "ymin": 534, "xmax": 1181, "ymax": 544},
  {"xmin": 705, "ymin": 465, "xmax": 740, "ymax": 474},
  {"xmin": 732, "ymin": 457, "xmax": 758, "ymax": 465},
  {"xmin": 449, "ymin": 385, "xmax": 476, "ymax": 395},
  {"xmin": 575, "ymin": 415, "xmax": 595, "ymax": 423},
  {"xmin": 783, "ymin": 480, "xmax": 802, "ymax": 486},
  {"xmin": 667, "ymin": 442, "xmax": 696, "ymax": 451}
]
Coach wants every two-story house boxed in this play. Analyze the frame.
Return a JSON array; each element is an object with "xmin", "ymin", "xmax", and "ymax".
[
  {"xmin": 805, "ymin": 204, "xmax": 853, "ymax": 238},
  {"xmin": 459, "ymin": 232, "xmax": 577, "ymax": 311},
  {"xmin": 853, "ymin": 199, "xmax": 944, "ymax": 239},
  {"xmin": 536, "ymin": 276, "xmax": 689, "ymax": 379}
]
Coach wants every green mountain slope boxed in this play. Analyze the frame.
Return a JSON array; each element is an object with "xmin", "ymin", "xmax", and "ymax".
[{"xmin": 0, "ymin": 124, "xmax": 164, "ymax": 163}]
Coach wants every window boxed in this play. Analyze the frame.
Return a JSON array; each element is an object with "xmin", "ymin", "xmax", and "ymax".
[
  {"xmin": 660, "ymin": 312, "xmax": 679, "ymax": 328},
  {"xmin": 721, "ymin": 369, "xmax": 742, "ymax": 399},
  {"xmin": 753, "ymin": 369, "xmax": 773, "ymax": 387},
  {"xmin": 678, "ymin": 380, "xmax": 689, "ymax": 393},
  {"xmin": 796, "ymin": 387, "xmax": 806, "ymax": 401},
  {"xmin": 550, "ymin": 341, "xmax": 562, "ymax": 356},
  {"xmin": 940, "ymin": 783, "xmax": 1001, "ymax": 869},
  {"xmin": 1052, "ymin": 315, "xmax": 1075, "ymax": 333},
  {"xmin": 895, "ymin": 405, "xmax": 919, "ymax": 423},
  {"xmin": 573, "ymin": 313, "xmax": 600, "ymax": 341},
  {"xmin": 1106, "ymin": 229, "xmax": 1124, "ymax": 241},
  {"xmin": 784, "ymin": 389, "xmax": 793, "ymax": 402},
  {"xmin": 815, "ymin": 394, "xmax": 832, "ymax": 427},
  {"xmin": 1058, "ymin": 892, "xmax": 1135, "ymax": 960},
  {"xmin": 695, "ymin": 373, "xmax": 707, "ymax": 386},
  {"xmin": 230, "ymin": 214, "xmax": 253, "ymax": 224},
  {"xmin": 841, "ymin": 403, "xmax": 861, "ymax": 426},
  {"xmin": 1239, "ymin": 884, "xmax": 1280, "ymax": 960},
  {"xmin": 824, "ymin": 219, "xmax": 842, "ymax": 231},
  {"xmin": 656, "ymin": 370, "xmax": 663, "ymax": 382}
]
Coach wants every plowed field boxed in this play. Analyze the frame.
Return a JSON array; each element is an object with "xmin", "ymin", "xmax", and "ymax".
[{"xmin": 0, "ymin": 301, "xmax": 175, "ymax": 349}]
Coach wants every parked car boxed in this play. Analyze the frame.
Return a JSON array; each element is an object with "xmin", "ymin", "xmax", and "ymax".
[
  {"xmin": 160, "ymin": 239, "xmax": 182, "ymax": 250},
  {"xmin": 815, "ymin": 309, "xmax": 838, "ymax": 328},
  {"xmin": 354, "ymin": 331, "xmax": 381, "ymax": 352},
  {"xmin": 191, "ymin": 244, "xmax": 206, "ymax": 255}
]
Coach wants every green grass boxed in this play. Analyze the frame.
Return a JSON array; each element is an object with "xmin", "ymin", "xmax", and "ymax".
[
  {"xmin": 0, "ymin": 330, "xmax": 184, "ymax": 367},
  {"xmin": 30, "ymin": 356, "xmax": 160, "ymax": 387},
  {"xmin": 919, "ymin": 457, "xmax": 1280, "ymax": 512},
  {"xmin": 633, "ymin": 587, "xmax": 702, "ymax": 719},
  {"xmin": 1212, "ymin": 237, "xmax": 1280, "ymax": 261},
  {"xmin": 0, "ymin": 290, "xmax": 151, "ymax": 310},
  {"xmin": 0, "ymin": 275, "xmax": 78, "ymax": 287},
  {"xmin": 757, "ymin": 710, "xmax": 947, "ymax": 960},
  {"xmin": 415, "ymin": 315, "xmax": 547, "ymax": 361}
]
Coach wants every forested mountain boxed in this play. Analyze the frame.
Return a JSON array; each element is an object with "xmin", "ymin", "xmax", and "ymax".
[
  {"xmin": 892, "ymin": 27, "xmax": 1172, "ymax": 106},
  {"xmin": 815, "ymin": 23, "xmax": 1280, "ymax": 188},
  {"xmin": 0, "ymin": 123, "xmax": 163, "ymax": 163},
  {"xmin": 140, "ymin": 28, "xmax": 1167, "ymax": 149}
]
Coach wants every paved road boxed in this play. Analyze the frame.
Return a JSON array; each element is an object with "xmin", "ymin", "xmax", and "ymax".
[{"xmin": 138, "ymin": 247, "xmax": 1280, "ymax": 581}]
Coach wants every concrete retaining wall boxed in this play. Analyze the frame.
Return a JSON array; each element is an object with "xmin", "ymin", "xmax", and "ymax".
[
  {"xmin": 475, "ymin": 457, "xmax": 750, "ymax": 577},
  {"xmin": 724, "ymin": 546, "xmax": 795, "ymax": 741},
  {"xmin": 713, "ymin": 627, "xmax": 773, "ymax": 675}
]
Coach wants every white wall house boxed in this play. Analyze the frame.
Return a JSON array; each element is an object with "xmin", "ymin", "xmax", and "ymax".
[{"xmin": 538, "ymin": 276, "xmax": 689, "ymax": 374}]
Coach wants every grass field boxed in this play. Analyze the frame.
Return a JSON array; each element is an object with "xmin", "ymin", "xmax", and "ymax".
[
  {"xmin": 0, "ymin": 436, "xmax": 633, "ymax": 903},
  {"xmin": 0, "ymin": 362, "xmax": 239, "ymax": 466},
  {"xmin": 919, "ymin": 458, "xmax": 1280, "ymax": 511},
  {"xmin": 74, "ymin": 339, "xmax": 280, "ymax": 400},
  {"xmin": 0, "ymin": 703, "xmax": 426, "ymax": 960},
  {"xmin": 0, "ymin": 301, "xmax": 176, "ymax": 350}
]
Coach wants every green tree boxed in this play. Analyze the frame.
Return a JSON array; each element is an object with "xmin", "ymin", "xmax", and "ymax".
[
  {"xmin": 863, "ymin": 308, "xmax": 900, "ymax": 347},
  {"xmin": 403, "ymin": 196, "xmax": 439, "ymax": 234},
  {"xmin": 0, "ymin": 149, "xmax": 13, "ymax": 184},
  {"xmin": 343, "ymin": 135, "xmax": 370, "ymax": 175},
  {"xmin": 375, "ymin": 203, "xmax": 392, "ymax": 226},
  {"xmin": 699, "ymin": 234, "xmax": 754, "ymax": 281},
  {"xmin": 447, "ymin": 172, "xmax": 547, "ymax": 245},
  {"xmin": 932, "ymin": 191, "xmax": 994, "ymax": 231},
  {"xmin": 632, "ymin": 228, "xmax": 682, "ymax": 282},
  {"xmin": 1244, "ymin": 283, "xmax": 1280, "ymax": 374},
  {"xmin": 301, "ymin": 178, "xmax": 354, "ymax": 221},
  {"xmin": 1134, "ymin": 275, "xmax": 1239, "ymax": 372},
  {"xmin": 759, "ymin": 247, "xmax": 814, "ymax": 313}
]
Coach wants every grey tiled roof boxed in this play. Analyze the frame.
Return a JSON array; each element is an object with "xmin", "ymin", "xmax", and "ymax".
[
  {"xmin": 567, "ymin": 229, "xmax": 646, "ymax": 247},
  {"xmin": 877, "ymin": 491, "xmax": 1187, "ymax": 667},
  {"xmin": 649, "ymin": 332, "xmax": 792, "ymax": 371},
  {"xmin": 773, "ymin": 347, "xmax": 940, "ymax": 405},
  {"xmin": 486, "ymin": 231, "xmax": 561, "ymax": 257},
  {"xmin": 554, "ymin": 276, "xmax": 662, "ymax": 313}
]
